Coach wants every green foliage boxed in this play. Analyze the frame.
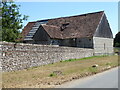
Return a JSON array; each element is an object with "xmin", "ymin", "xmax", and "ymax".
[
  {"xmin": 49, "ymin": 73, "xmax": 56, "ymax": 77},
  {"xmin": 1, "ymin": 1, "xmax": 28, "ymax": 42},
  {"xmin": 114, "ymin": 32, "xmax": 120, "ymax": 47},
  {"xmin": 114, "ymin": 47, "xmax": 120, "ymax": 53},
  {"xmin": 114, "ymin": 42, "xmax": 120, "ymax": 47},
  {"xmin": 0, "ymin": 19, "xmax": 2, "ymax": 41},
  {"xmin": 0, "ymin": 3, "xmax": 2, "ymax": 41}
]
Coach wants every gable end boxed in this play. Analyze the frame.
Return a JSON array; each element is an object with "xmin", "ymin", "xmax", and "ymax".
[{"xmin": 94, "ymin": 13, "xmax": 113, "ymax": 38}]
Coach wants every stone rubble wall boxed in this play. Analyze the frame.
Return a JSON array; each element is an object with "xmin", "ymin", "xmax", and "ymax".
[{"xmin": 0, "ymin": 42, "xmax": 94, "ymax": 72}]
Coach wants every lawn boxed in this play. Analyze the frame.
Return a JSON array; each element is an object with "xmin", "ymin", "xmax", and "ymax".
[{"xmin": 2, "ymin": 55, "xmax": 118, "ymax": 88}]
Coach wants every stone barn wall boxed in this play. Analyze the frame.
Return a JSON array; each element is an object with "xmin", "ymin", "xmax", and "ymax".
[
  {"xmin": 1, "ymin": 42, "xmax": 94, "ymax": 72},
  {"xmin": 93, "ymin": 37, "xmax": 113, "ymax": 55}
]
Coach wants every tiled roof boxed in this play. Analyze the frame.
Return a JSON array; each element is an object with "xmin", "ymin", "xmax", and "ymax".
[
  {"xmin": 42, "ymin": 25, "xmax": 63, "ymax": 39},
  {"xmin": 44, "ymin": 11, "xmax": 104, "ymax": 39},
  {"xmin": 22, "ymin": 11, "xmax": 104, "ymax": 40},
  {"xmin": 21, "ymin": 22, "xmax": 35, "ymax": 40}
]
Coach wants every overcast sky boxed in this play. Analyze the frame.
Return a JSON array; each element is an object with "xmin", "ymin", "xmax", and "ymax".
[{"xmin": 15, "ymin": 1, "xmax": 119, "ymax": 37}]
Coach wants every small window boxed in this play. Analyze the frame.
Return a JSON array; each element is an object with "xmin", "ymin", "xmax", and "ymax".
[
  {"xmin": 62, "ymin": 23, "xmax": 69, "ymax": 26},
  {"xmin": 52, "ymin": 40, "xmax": 54, "ymax": 43},
  {"xmin": 60, "ymin": 22, "xmax": 69, "ymax": 31},
  {"xmin": 89, "ymin": 39, "xmax": 91, "ymax": 41},
  {"xmin": 51, "ymin": 40, "xmax": 59, "ymax": 45},
  {"xmin": 104, "ymin": 43, "xmax": 105, "ymax": 50}
]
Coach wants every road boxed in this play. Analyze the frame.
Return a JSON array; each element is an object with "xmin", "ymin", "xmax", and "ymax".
[{"xmin": 57, "ymin": 67, "xmax": 118, "ymax": 88}]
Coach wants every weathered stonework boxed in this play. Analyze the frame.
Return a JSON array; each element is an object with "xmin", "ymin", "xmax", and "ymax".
[
  {"xmin": 93, "ymin": 37, "xmax": 113, "ymax": 55},
  {"xmin": 1, "ymin": 42, "xmax": 94, "ymax": 72}
]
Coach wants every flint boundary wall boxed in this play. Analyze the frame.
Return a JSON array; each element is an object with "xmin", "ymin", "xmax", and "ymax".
[{"xmin": 1, "ymin": 42, "xmax": 94, "ymax": 72}]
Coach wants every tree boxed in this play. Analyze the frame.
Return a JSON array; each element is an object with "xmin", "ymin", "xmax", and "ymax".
[
  {"xmin": 114, "ymin": 32, "xmax": 120, "ymax": 47},
  {"xmin": 0, "ymin": 3, "xmax": 2, "ymax": 41},
  {"xmin": 1, "ymin": 0, "xmax": 28, "ymax": 42}
]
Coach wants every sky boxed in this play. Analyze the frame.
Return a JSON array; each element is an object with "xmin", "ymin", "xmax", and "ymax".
[
  {"xmin": 15, "ymin": 2, "xmax": 119, "ymax": 38},
  {"xmin": 15, "ymin": 0, "xmax": 119, "ymax": 2}
]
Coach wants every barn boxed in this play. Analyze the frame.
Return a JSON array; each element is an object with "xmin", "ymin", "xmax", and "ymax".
[{"xmin": 21, "ymin": 11, "xmax": 113, "ymax": 55}]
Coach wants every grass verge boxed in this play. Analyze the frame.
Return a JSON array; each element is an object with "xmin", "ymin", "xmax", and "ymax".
[
  {"xmin": 60, "ymin": 55, "xmax": 109, "ymax": 62},
  {"xmin": 2, "ymin": 55, "xmax": 118, "ymax": 88}
]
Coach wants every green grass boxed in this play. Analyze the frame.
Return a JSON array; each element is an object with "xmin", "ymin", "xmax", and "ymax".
[
  {"xmin": 88, "ymin": 67, "xmax": 98, "ymax": 73},
  {"xmin": 105, "ymin": 62, "xmax": 112, "ymax": 66},
  {"xmin": 61, "ymin": 55, "xmax": 109, "ymax": 62}
]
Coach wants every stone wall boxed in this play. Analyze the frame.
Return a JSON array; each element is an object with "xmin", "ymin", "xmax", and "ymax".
[{"xmin": 1, "ymin": 42, "xmax": 94, "ymax": 72}]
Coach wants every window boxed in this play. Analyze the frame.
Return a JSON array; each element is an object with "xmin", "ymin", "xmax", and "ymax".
[
  {"xmin": 60, "ymin": 22, "xmax": 69, "ymax": 31},
  {"xmin": 104, "ymin": 43, "xmax": 105, "ymax": 50},
  {"xmin": 62, "ymin": 23, "xmax": 69, "ymax": 27},
  {"xmin": 51, "ymin": 40, "xmax": 59, "ymax": 45},
  {"xmin": 89, "ymin": 39, "xmax": 91, "ymax": 41}
]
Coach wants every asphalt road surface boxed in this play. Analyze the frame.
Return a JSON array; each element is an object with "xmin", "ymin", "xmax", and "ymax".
[{"xmin": 57, "ymin": 67, "xmax": 118, "ymax": 88}]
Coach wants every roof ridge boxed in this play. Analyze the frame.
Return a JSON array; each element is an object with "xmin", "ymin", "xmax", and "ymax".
[
  {"xmin": 37, "ymin": 11, "xmax": 104, "ymax": 22},
  {"xmin": 55, "ymin": 11, "xmax": 104, "ymax": 19}
]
